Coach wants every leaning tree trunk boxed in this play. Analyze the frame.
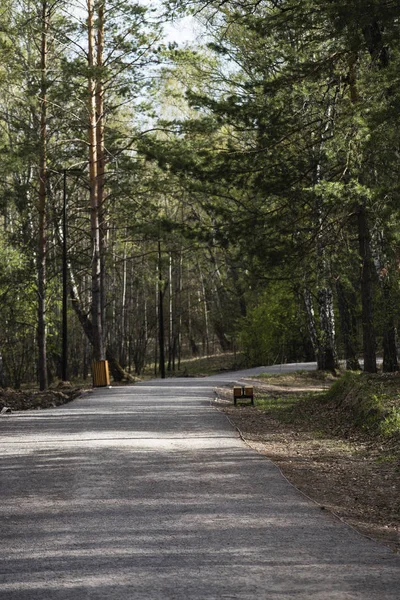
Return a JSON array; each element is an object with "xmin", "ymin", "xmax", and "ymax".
[{"xmin": 69, "ymin": 274, "xmax": 134, "ymax": 382}]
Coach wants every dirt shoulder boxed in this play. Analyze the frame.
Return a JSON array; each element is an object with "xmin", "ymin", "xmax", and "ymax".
[
  {"xmin": 0, "ymin": 384, "xmax": 85, "ymax": 412},
  {"xmin": 215, "ymin": 376, "xmax": 399, "ymax": 554}
]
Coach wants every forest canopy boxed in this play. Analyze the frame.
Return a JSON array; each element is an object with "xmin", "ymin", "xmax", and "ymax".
[{"xmin": 0, "ymin": 0, "xmax": 399, "ymax": 389}]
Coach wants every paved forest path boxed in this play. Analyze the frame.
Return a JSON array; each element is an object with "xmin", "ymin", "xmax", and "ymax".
[{"xmin": 0, "ymin": 363, "xmax": 399, "ymax": 599}]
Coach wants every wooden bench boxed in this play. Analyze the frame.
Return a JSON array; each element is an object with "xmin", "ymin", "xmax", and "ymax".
[{"xmin": 233, "ymin": 385, "xmax": 254, "ymax": 405}]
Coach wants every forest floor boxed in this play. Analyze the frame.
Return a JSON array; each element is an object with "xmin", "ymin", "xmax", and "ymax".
[
  {"xmin": 0, "ymin": 382, "xmax": 86, "ymax": 412},
  {"xmin": 215, "ymin": 370, "xmax": 400, "ymax": 554}
]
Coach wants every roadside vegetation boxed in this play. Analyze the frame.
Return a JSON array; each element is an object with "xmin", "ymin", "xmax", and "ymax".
[
  {"xmin": 1, "ymin": 2, "xmax": 400, "ymax": 389},
  {"xmin": 255, "ymin": 370, "xmax": 400, "ymax": 441},
  {"xmin": 218, "ymin": 369, "xmax": 400, "ymax": 553},
  {"xmin": 143, "ymin": 352, "xmax": 247, "ymax": 379}
]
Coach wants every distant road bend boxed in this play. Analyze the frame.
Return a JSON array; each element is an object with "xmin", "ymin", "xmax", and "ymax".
[{"xmin": 0, "ymin": 362, "xmax": 399, "ymax": 599}]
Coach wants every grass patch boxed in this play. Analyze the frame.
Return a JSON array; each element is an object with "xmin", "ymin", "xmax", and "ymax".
[
  {"xmin": 255, "ymin": 369, "xmax": 338, "ymax": 387},
  {"xmin": 252, "ymin": 370, "xmax": 400, "ymax": 444},
  {"xmin": 255, "ymin": 391, "xmax": 319, "ymax": 424},
  {"xmin": 323, "ymin": 371, "xmax": 400, "ymax": 436}
]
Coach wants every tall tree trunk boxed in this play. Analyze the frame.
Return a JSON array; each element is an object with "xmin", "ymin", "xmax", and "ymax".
[
  {"xmin": 199, "ymin": 264, "xmax": 210, "ymax": 355},
  {"xmin": 373, "ymin": 232, "xmax": 399, "ymax": 372},
  {"xmin": 120, "ymin": 241, "xmax": 127, "ymax": 366},
  {"xmin": 206, "ymin": 247, "xmax": 233, "ymax": 352},
  {"xmin": 168, "ymin": 253, "xmax": 173, "ymax": 372},
  {"xmin": 357, "ymin": 203, "xmax": 377, "ymax": 373},
  {"xmin": 177, "ymin": 251, "xmax": 183, "ymax": 369},
  {"xmin": 0, "ymin": 349, "xmax": 7, "ymax": 387},
  {"xmin": 315, "ymin": 215, "xmax": 338, "ymax": 371},
  {"xmin": 96, "ymin": 0, "xmax": 107, "ymax": 339},
  {"xmin": 37, "ymin": 1, "xmax": 49, "ymax": 391},
  {"xmin": 88, "ymin": 0, "xmax": 104, "ymax": 361},
  {"xmin": 154, "ymin": 269, "xmax": 159, "ymax": 376},
  {"xmin": 348, "ymin": 42, "xmax": 379, "ymax": 374},
  {"xmin": 303, "ymin": 286, "xmax": 319, "ymax": 363},
  {"xmin": 381, "ymin": 278, "xmax": 399, "ymax": 372},
  {"xmin": 227, "ymin": 258, "xmax": 247, "ymax": 317},
  {"xmin": 313, "ymin": 99, "xmax": 339, "ymax": 372},
  {"xmin": 186, "ymin": 261, "xmax": 198, "ymax": 356},
  {"xmin": 335, "ymin": 280, "xmax": 361, "ymax": 370},
  {"xmin": 316, "ymin": 286, "xmax": 338, "ymax": 371},
  {"xmin": 158, "ymin": 240, "xmax": 166, "ymax": 378},
  {"xmin": 68, "ymin": 269, "xmax": 133, "ymax": 382}
]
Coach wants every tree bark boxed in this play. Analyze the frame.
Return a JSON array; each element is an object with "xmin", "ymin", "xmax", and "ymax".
[
  {"xmin": 313, "ymin": 99, "xmax": 339, "ymax": 372},
  {"xmin": 69, "ymin": 275, "xmax": 134, "ymax": 382},
  {"xmin": 87, "ymin": 0, "xmax": 105, "ymax": 361},
  {"xmin": 37, "ymin": 1, "xmax": 49, "ymax": 390},
  {"xmin": 0, "ymin": 349, "xmax": 7, "ymax": 388},
  {"xmin": 96, "ymin": 0, "xmax": 107, "ymax": 340},
  {"xmin": 120, "ymin": 241, "xmax": 127, "ymax": 366},
  {"xmin": 335, "ymin": 280, "xmax": 361, "ymax": 370},
  {"xmin": 357, "ymin": 203, "xmax": 377, "ymax": 373},
  {"xmin": 381, "ymin": 282, "xmax": 399, "ymax": 372},
  {"xmin": 168, "ymin": 253, "xmax": 173, "ymax": 372},
  {"xmin": 316, "ymin": 286, "xmax": 338, "ymax": 371},
  {"xmin": 158, "ymin": 240, "xmax": 166, "ymax": 378},
  {"xmin": 303, "ymin": 286, "xmax": 319, "ymax": 362}
]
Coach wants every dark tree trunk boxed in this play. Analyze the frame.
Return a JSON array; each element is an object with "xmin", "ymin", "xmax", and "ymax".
[
  {"xmin": 88, "ymin": 0, "xmax": 105, "ymax": 363},
  {"xmin": 158, "ymin": 241, "xmax": 166, "ymax": 379},
  {"xmin": 382, "ymin": 286, "xmax": 399, "ymax": 372},
  {"xmin": 213, "ymin": 322, "xmax": 232, "ymax": 353},
  {"xmin": 335, "ymin": 280, "xmax": 361, "ymax": 370},
  {"xmin": 0, "ymin": 350, "xmax": 7, "ymax": 387},
  {"xmin": 69, "ymin": 283, "xmax": 134, "ymax": 382},
  {"xmin": 383, "ymin": 326, "xmax": 399, "ymax": 372},
  {"xmin": 37, "ymin": 0, "xmax": 49, "ymax": 391},
  {"xmin": 96, "ymin": 1, "xmax": 107, "ymax": 345},
  {"xmin": 106, "ymin": 347, "xmax": 133, "ymax": 382},
  {"xmin": 303, "ymin": 287, "xmax": 318, "ymax": 363},
  {"xmin": 357, "ymin": 203, "xmax": 377, "ymax": 373},
  {"xmin": 316, "ymin": 287, "xmax": 338, "ymax": 371}
]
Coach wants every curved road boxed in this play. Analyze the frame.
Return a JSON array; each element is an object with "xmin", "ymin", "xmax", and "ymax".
[{"xmin": 0, "ymin": 362, "xmax": 398, "ymax": 599}]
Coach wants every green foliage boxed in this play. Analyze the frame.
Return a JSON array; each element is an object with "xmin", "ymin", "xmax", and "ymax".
[
  {"xmin": 0, "ymin": 0, "xmax": 400, "ymax": 383},
  {"xmin": 0, "ymin": 237, "xmax": 36, "ymax": 388},
  {"xmin": 238, "ymin": 283, "xmax": 311, "ymax": 366},
  {"xmin": 380, "ymin": 408, "xmax": 400, "ymax": 436},
  {"xmin": 324, "ymin": 371, "xmax": 400, "ymax": 436}
]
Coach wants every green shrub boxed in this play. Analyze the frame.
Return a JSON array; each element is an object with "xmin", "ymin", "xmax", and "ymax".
[{"xmin": 238, "ymin": 284, "xmax": 311, "ymax": 366}]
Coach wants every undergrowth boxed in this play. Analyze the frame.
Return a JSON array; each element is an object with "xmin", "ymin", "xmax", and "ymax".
[
  {"xmin": 255, "ymin": 370, "xmax": 400, "ymax": 442},
  {"xmin": 323, "ymin": 371, "xmax": 400, "ymax": 437}
]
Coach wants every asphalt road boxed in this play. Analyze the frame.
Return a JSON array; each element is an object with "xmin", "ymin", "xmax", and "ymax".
[{"xmin": 0, "ymin": 362, "xmax": 399, "ymax": 599}]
